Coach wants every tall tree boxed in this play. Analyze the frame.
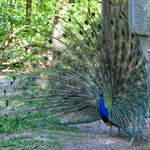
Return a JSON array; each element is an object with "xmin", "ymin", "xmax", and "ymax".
[
  {"xmin": 102, "ymin": 0, "xmax": 112, "ymax": 47},
  {"xmin": 102, "ymin": 0, "xmax": 111, "ymax": 32},
  {"xmin": 12, "ymin": 0, "xmax": 16, "ymax": 5},
  {"xmin": 26, "ymin": 0, "xmax": 32, "ymax": 24},
  {"xmin": 52, "ymin": 0, "xmax": 69, "ymax": 51},
  {"xmin": 40, "ymin": 0, "xmax": 43, "ymax": 5}
]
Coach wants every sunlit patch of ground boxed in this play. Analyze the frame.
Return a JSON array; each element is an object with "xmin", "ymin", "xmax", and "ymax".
[{"xmin": 0, "ymin": 120, "xmax": 149, "ymax": 150}]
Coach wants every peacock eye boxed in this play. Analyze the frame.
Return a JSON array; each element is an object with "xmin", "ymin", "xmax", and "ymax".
[
  {"xmin": 63, "ymin": 33, "xmax": 67, "ymax": 38},
  {"xmin": 110, "ymin": 20, "xmax": 113, "ymax": 25},
  {"xmin": 23, "ymin": 86, "xmax": 27, "ymax": 90},
  {"xmin": 84, "ymin": 20, "xmax": 88, "ymax": 25},
  {"xmin": 91, "ymin": 13, "xmax": 95, "ymax": 16},
  {"xmin": 98, "ymin": 24, "xmax": 101, "ymax": 29},
  {"xmin": 48, "ymin": 39, "xmax": 52, "ymax": 43},
  {"xmin": 121, "ymin": 30, "xmax": 125, "ymax": 36},
  {"xmin": 44, "ymin": 56, "xmax": 48, "ymax": 61},
  {"xmin": 79, "ymin": 30, "xmax": 83, "ymax": 35},
  {"xmin": 91, "ymin": 32, "xmax": 94, "ymax": 37},
  {"xmin": 32, "ymin": 77, "xmax": 36, "ymax": 81},
  {"xmin": 32, "ymin": 64, "xmax": 37, "ymax": 68}
]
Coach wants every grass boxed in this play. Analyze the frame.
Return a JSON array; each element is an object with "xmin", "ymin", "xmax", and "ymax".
[
  {"xmin": 0, "ymin": 110, "xmax": 103, "ymax": 150},
  {"xmin": 1, "ymin": 106, "xmax": 150, "ymax": 150},
  {"xmin": 1, "ymin": 137, "xmax": 62, "ymax": 150},
  {"xmin": 0, "ymin": 112, "xmax": 82, "ymax": 150}
]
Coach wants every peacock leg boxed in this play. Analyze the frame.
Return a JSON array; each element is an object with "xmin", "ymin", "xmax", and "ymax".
[
  {"xmin": 118, "ymin": 127, "xmax": 120, "ymax": 135},
  {"xmin": 128, "ymin": 137, "xmax": 134, "ymax": 146},
  {"xmin": 110, "ymin": 125, "xmax": 112, "ymax": 135}
]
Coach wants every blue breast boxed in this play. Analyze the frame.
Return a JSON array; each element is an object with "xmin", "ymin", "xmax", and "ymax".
[{"xmin": 99, "ymin": 96, "xmax": 109, "ymax": 118}]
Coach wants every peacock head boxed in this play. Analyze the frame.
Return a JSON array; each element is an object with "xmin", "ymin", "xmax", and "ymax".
[{"xmin": 98, "ymin": 90, "xmax": 103, "ymax": 96}]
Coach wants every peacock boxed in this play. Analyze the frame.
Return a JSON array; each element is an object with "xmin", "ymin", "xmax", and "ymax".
[
  {"xmin": 98, "ymin": 90, "xmax": 120, "ymax": 135},
  {"xmin": 3, "ymin": 2, "xmax": 148, "ymax": 145}
]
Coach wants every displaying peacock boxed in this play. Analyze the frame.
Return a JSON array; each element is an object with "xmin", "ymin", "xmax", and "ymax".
[{"xmin": 3, "ymin": 2, "xmax": 148, "ymax": 145}]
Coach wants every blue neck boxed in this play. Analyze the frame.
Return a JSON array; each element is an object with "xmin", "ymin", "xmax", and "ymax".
[{"xmin": 99, "ymin": 96, "xmax": 109, "ymax": 118}]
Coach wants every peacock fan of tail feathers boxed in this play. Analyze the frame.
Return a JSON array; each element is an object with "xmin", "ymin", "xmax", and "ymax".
[{"xmin": 3, "ymin": 8, "xmax": 148, "ymax": 140}]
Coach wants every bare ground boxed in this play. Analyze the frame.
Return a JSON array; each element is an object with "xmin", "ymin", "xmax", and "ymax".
[
  {"xmin": 1, "ymin": 121, "xmax": 150, "ymax": 150},
  {"xmin": 0, "ymin": 76, "xmax": 150, "ymax": 150}
]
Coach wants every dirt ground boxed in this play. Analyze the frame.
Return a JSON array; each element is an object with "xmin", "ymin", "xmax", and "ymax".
[
  {"xmin": 2, "ymin": 120, "xmax": 150, "ymax": 150},
  {"xmin": 74, "ymin": 121, "xmax": 150, "ymax": 150},
  {"xmin": 1, "ymin": 76, "xmax": 150, "ymax": 150}
]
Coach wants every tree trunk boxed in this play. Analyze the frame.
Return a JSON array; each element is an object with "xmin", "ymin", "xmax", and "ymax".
[
  {"xmin": 52, "ymin": 0, "xmax": 69, "ymax": 51},
  {"xmin": 102, "ymin": 0, "xmax": 112, "ymax": 34},
  {"xmin": 40, "ymin": 0, "xmax": 43, "ymax": 5},
  {"xmin": 12, "ymin": 0, "xmax": 16, "ymax": 5},
  {"xmin": 26, "ymin": 0, "xmax": 32, "ymax": 24}
]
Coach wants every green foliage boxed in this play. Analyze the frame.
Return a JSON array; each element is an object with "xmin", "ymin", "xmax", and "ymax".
[
  {"xmin": 0, "ymin": 0, "xmax": 57, "ymax": 72},
  {"xmin": 0, "ymin": 0, "xmax": 102, "ymax": 73}
]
